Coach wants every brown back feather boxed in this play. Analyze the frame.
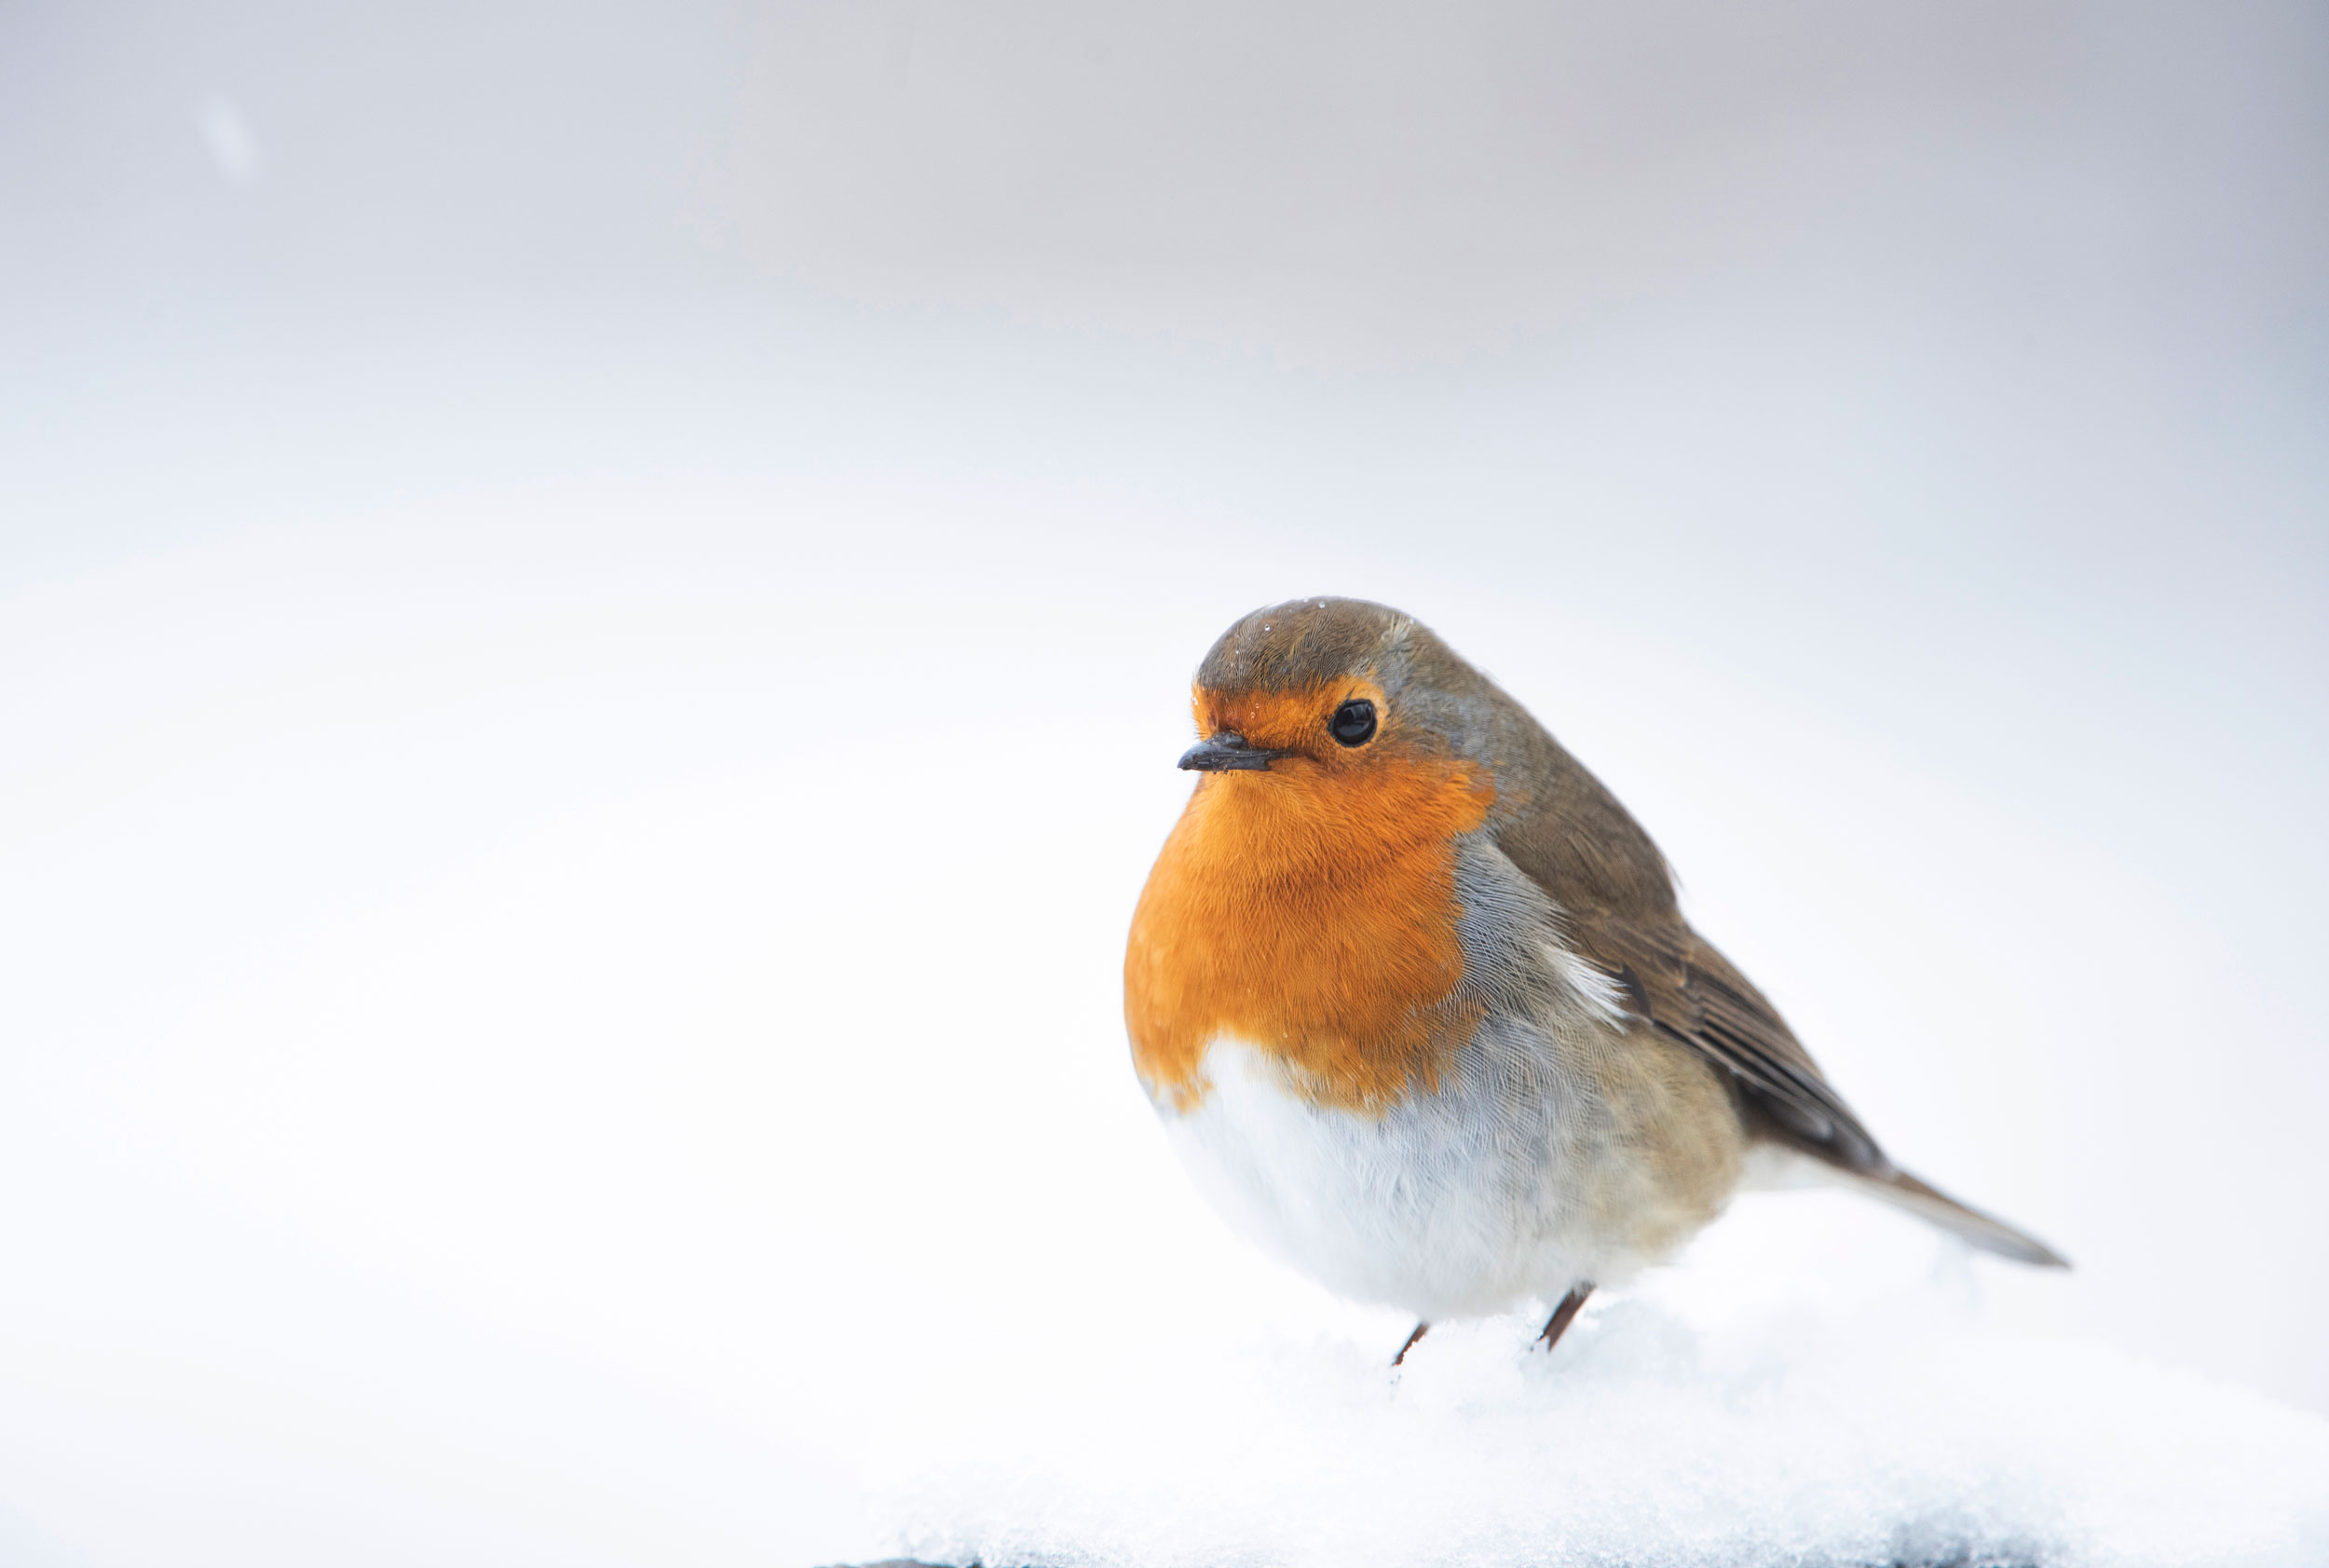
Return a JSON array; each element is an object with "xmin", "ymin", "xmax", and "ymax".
[{"xmin": 1483, "ymin": 694, "xmax": 1892, "ymax": 1175}]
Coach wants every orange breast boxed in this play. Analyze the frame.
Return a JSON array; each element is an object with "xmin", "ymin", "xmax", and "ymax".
[{"xmin": 1124, "ymin": 724, "xmax": 1493, "ymax": 1114}]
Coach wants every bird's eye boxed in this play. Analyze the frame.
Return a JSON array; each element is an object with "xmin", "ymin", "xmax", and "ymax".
[{"xmin": 1328, "ymin": 698, "xmax": 1377, "ymax": 747}]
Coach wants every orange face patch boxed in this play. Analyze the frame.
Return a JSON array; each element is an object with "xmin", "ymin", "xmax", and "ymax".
[{"xmin": 1124, "ymin": 681, "xmax": 1493, "ymax": 1113}]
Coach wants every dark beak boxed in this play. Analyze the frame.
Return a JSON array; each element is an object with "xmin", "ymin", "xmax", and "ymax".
[{"xmin": 1178, "ymin": 731, "xmax": 1286, "ymax": 771}]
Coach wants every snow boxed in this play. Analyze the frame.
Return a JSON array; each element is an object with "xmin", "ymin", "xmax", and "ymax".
[{"xmin": 870, "ymin": 1254, "xmax": 2329, "ymax": 1568}]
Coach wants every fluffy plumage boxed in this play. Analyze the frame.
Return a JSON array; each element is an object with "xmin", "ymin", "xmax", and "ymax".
[{"xmin": 1124, "ymin": 597, "xmax": 2063, "ymax": 1332}]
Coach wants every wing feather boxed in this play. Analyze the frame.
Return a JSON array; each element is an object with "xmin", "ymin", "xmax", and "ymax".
[
  {"xmin": 1478, "ymin": 711, "xmax": 1891, "ymax": 1175},
  {"xmin": 1563, "ymin": 908, "xmax": 1890, "ymax": 1175}
]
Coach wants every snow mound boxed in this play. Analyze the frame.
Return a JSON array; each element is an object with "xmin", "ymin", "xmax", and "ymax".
[{"xmin": 865, "ymin": 1280, "xmax": 2329, "ymax": 1568}]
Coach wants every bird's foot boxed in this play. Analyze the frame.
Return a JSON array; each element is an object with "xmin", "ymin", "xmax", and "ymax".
[{"xmin": 1535, "ymin": 1283, "xmax": 1594, "ymax": 1354}]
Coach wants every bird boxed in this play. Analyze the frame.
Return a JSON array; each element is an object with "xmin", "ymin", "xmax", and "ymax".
[{"xmin": 1123, "ymin": 596, "xmax": 2065, "ymax": 1367}]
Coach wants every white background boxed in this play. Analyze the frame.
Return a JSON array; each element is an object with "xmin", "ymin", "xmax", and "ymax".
[{"xmin": 2, "ymin": 3, "xmax": 2324, "ymax": 1562}]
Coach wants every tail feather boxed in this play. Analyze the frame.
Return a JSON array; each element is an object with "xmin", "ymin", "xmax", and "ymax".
[{"xmin": 1853, "ymin": 1166, "xmax": 2069, "ymax": 1268}]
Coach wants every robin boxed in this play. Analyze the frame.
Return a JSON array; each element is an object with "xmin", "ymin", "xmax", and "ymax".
[{"xmin": 1124, "ymin": 597, "xmax": 2065, "ymax": 1366}]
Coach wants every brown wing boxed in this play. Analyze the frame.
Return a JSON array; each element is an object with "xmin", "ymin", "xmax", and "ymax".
[
  {"xmin": 1453, "ymin": 676, "xmax": 2065, "ymax": 1255},
  {"xmin": 1563, "ymin": 908, "xmax": 1889, "ymax": 1174},
  {"xmin": 1475, "ymin": 689, "xmax": 1892, "ymax": 1176}
]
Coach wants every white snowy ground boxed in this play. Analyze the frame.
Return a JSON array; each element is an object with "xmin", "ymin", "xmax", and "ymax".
[{"xmin": 872, "ymin": 1234, "xmax": 2329, "ymax": 1568}]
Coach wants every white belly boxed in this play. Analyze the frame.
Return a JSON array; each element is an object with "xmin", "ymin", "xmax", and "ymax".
[{"xmin": 1157, "ymin": 1023, "xmax": 1628, "ymax": 1319}]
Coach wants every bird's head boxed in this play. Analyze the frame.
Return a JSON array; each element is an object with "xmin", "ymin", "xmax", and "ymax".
[{"xmin": 1175, "ymin": 597, "xmax": 1503, "ymax": 866}]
